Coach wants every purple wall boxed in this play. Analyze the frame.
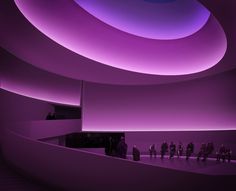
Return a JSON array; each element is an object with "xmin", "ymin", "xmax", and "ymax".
[
  {"xmin": 0, "ymin": 89, "xmax": 53, "ymax": 144},
  {"xmin": 82, "ymin": 69, "xmax": 236, "ymax": 132},
  {"xmin": 7, "ymin": 120, "xmax": 81, "ymax": 140},
  {"xmin": 0, "ymin": 89, "xmax": 53, "ymax": 123},
  {"xmin": 1, "ymin": 49, "xmax": 82, "ymax": 106}
]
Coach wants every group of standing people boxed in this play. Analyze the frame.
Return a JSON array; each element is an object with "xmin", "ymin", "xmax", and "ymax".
[
  {"xmin": 105, "ymin": 136, "xmax": 140, "ymax": 161},
  {"xmin": 197, "ymin": 142, "xmax": 214, "ymax": 161},
  {"xmin": 152, "ymin": 141, "xmax": 232, "ymax": 162},
  {"xmin": 105, "ymin": 136, "xmax": 128, "ymax": 159},
  {"xmin": 159, "ymin": 141, "xmax": 194, "ymax": 160},
  {"xmin": 216, "ymin": 144, "xmax": 232, "ymax": 162},
  {"xmin": 105, "ymin": 138, "xmax": 232, "ymax": 163}
]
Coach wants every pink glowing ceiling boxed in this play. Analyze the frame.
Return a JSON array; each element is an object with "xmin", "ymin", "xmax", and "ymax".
[
  {"xmin": 14, "ymin": 0, "xmax": 226, "ymax": 76},
  {"xmin": 1, "ymin": 50, "xmax": 82, "ymax": 106},
  {"xmin": 0, "ymin": 0, "xmax": 236, "ymax": 131},
  {"xmin": 1, "ymin": 0, "xmax": 233, "ymax": 85},
  {"xmin": 74, "ymin": 0, "xmax": 210, "ymax": 40}
]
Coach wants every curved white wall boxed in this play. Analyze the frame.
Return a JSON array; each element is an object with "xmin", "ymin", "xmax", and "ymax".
[
  {"xmin": 7, "ymin": 120, "xmax": 81, "ymax": 140},
  {"xmin": 1, "ymin": 49, "xmax": 82, "ymax": 106},
  {"xmin": 2, "ymin": 129, "xmax": 235, "ymax": 191},
  {"xmin": 0, "ymin": 89, "xmax": 53, "ymax": 144},
  {"xmin": 83, "ymin": 70, "xmax": 236, "ymax": 132}
]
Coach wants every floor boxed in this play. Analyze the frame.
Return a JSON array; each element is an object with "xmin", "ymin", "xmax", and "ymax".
[
  {"xmin": 78, "ymin": 147, "xmax": 236, "ymax": 175},
  {"xmin": 126, "ymin": 155, "xmax": 236, "ymax": 175},
  {"xmin": 0, "ymin": 153, "xmax": 55, "ymax": 191},
  {"xmin": 68, "ymin": 147, "xmax": 236, "ymax": 175},
  {"xmin": 1, "ymin": 148, "xmax": 236, "ymax": 191}
]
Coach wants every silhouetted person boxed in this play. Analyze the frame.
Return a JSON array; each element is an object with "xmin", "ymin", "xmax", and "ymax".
[
  {"xmin": 186, "ymin": 142, "xmax": 194, "ymax": 160},
  {"xmin": 204, "ymin": 142, "xmax": 214, "ymax": 161},
  {"xmin": 149, "ymin": 144, "xmax": 157, "ymax": 158},
  {"xmin": 117, "ymin": 137, "xmax": 128, "ymax": 159},
  {"xmin": 225, "ymin": 147, "xmax": 232, "ymax": 162},
  {"xmin": 46, "ymin": 112, "xmax": 53, "ymax": 120},
  {"xmin": 105, "ymin": 136, "xmax": 114, "ymax": 156},
  {"xmin": 216, "ymin": 144, "xmax": 226, "ymax": 162},
  {"xmin": 197, "ymin": 143, "xmax": 206, "ymax": 161},
  {"xmin": 161, "ymin": 141, "xmax": 168, "ymax": 159},
  {"xmin": 216, "ymin": 151, "xmax": 220, "ymax": 161},
  {"xmin": 169, "ymin": 142, "xmax": 176, "ymax": 159},
  {"xmin": 177, "ymin": 142, "xmax": 184, "ymax": 158},
  {"xmin": 132, "ymin": 145, "xmax": 140, "ymax": 161},
  {"xmin": 219, "ymin": 144, "xmax": 226, "ymax": 162},
  {"xmin": 51, "ymin": 112, "xmax": 56, "ymax": 119}
]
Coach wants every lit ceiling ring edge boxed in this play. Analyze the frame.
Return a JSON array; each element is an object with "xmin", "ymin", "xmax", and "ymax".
[
  {"xmin": 14, "ymin": 0, "xmax": 227, "ymax": 76},
  {"xmin": 74, "ymin": 0, "xmax": 211, "ymax": 40}
]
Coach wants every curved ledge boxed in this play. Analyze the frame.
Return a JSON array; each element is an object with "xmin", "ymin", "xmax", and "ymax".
[
  {"xmin": 0, "ymin": 1, "xmax": 233, "ymax": 85},
  {"xmin": 1, "ymin": 50, "xmax": 82, "ymax": 106},
  {"xmin": 15, "ymin": 0, "xmax": 226, "ymax": 75},
  {"xmin": 2, "ymin": 127, "xmax": 236, "ymax": 191},
  {"xmin": 7, "ymin": 120, "xmax": 81, "ymax": 139}
]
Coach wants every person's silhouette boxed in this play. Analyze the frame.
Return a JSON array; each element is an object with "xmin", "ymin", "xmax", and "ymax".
[
  {"xmin": 132, "ymin": 145, "xmax": 140, "ymax": 161},
  {"xmin": 46, "ymin": 112, "xmax": 52, "ymax": 120}
]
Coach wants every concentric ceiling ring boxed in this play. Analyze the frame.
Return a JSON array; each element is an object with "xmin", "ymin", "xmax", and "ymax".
[
  {"xmin": 74, "ymin": 0, "xmax": 210, "ymax": 40},
  {"xmin": 14, "ymin": 0, "xmax": 226, "ymax": 76}
]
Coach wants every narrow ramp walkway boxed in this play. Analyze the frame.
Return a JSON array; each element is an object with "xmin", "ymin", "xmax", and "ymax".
[
  {"xmin": 126, "ymin": 154, "xmax": 236, "ymax": 175},
  {"xmin": 0, "ymin": 152, "xmax": 54, "ymax": 191}
]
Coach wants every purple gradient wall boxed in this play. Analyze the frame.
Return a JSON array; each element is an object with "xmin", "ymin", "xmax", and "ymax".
[
  {"xmin": 7, "ymin": 120, "xmax": 81, "ymax": 140},
  {"xmin": 83, "ymin": 69, "xmax": 236, "ymax": 132},
  {"xmin": 0, "ymin": 89, "xmax": 53, "ymax": 122},
  {"xmin": 0, "ymin": 89, "xmax": 53, "ymax": 144},
  {"xmin": 1, "ymin": 49, "xmax": 82, "ymax": 106}
]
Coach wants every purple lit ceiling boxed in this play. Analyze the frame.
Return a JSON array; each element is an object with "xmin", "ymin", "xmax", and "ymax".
[
  {"xmin": 74, "ymin": 0, "xmax": 210, "ymax": 40},
  {"xmin": 14, "ymin": 0, "xmax": 226, "ymax": 75},
  {"xmin": 0, "ymin": 0, "xmax": 235, "ymax": 85},
  {"xmin": 0, "ymin": 0, "xmax": 236, "ymax": 131}
]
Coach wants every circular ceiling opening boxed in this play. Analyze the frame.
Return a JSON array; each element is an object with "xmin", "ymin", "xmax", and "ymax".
[{"xmin": 74, "ymin": 0, "xmax": 210, "ymax": 40}]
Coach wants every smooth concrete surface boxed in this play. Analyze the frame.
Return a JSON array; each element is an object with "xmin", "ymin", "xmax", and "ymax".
[
  {"xmin": 6, "ymin": 120, "xmax": 81, "ymax": 139},
  {"xmin": 2, "ymin": 128, "xmax": 236, "ymax": 191}
]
